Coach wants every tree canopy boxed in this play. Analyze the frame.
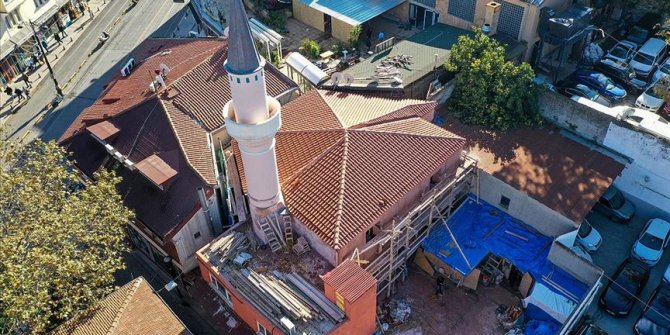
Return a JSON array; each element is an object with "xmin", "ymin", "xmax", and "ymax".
[
  {"xmin": 445, "ymin": 29, "xmax": 541, "ymax": 130},
  {"xmin": 0, "ymin": 139, "xmax": 133, "ymax": 334}
]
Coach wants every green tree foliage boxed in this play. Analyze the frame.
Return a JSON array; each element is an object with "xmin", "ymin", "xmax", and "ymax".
[
  {"xmin": 349, "ymin": 25, "xmax": 362, "ymax": 49},
  {"xmin": 300, "ymin": 39, "xmax": 321, "ymax": 59},
  {"xmin": 0, "ymin": 139, "xmax": 133, "ymax": 334},
  {"xmin": 653, "ymin": 76, "xmax": 670, "ymax": 102},
  {"xmin": 445, "ymin": 29, "xmax": 541, "ymax": 130}
]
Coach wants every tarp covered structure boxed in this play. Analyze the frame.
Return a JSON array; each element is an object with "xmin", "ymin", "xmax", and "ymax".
[{"xmin": 421, "ymin": 196, "xmax": 590, "ymax": 328}]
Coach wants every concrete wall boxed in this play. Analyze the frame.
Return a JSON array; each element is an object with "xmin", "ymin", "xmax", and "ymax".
[
  {"xmin": 547, "ymin": 240, "xmax": 602, "ymax": 285},
  {"xmin": 332, "ymin": 18, "xmax": 354, "ymax": 43},
  {"xmin": 292, "ymin": 1, "xmax": 324, "ymax": 33},
  {"xmin": 539, "ymin": 91, "xmax": 615, "ymax": 144},
  {"xmin": 603, "ymin": 124, "xmax": 670, "ymax": 221},
  {"xmin": 477, "ymin": 171, "xmax": 577, "ymax": 236},
  {"xmin": 171, "ymin": 204, "xmax": 216, "ymax": 272}
]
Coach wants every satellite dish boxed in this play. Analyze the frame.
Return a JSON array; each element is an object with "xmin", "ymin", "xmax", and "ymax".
[
  {"xmin": 344, "ymin": 73, "xmax": 354, "ymax": 85},
  {"xmin": 223, "ymin": 27, "xmax": 229, "ymax": 40},
  {"xmin": 155, "ymin": 75, "xmax": 166, "ymax": 88},
  {"xmin": 159, "ymin": 63, "xmax": 171, "ymax": 77},
  {"xmin": 331, "ymin": 72, "xmax": 342, "ymax": 85}
]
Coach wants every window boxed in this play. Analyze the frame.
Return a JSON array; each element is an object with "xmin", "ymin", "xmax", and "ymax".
[
  {"xmin": 193, "ymin": 231, "xmax": 201, "ymax": 239},
  {"xmin": 448, "ymin": 0, "xmax": 476, "ymax": 22},
  {"xmin": 365, "ymin": 227, "xmax": 376, "ymax": 242},
  {"xmin": 257, "ymin": 322, "xmax": 268, "ymax": 335},
  {"xmin": 499, "ymin": 196, "xmax": 510, "ymax": 209},
  {"xmin": 497, "ymin": 1, "xmax": 525, "ymax": 40},
  {"xmin": 209, "ymin": 273, "xmax": 232, "ymax": 307}
]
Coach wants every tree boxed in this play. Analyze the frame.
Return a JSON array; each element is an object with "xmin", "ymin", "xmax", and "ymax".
[
  {"xmin": 653, "ymin": 76, "xmax": 670, "ymax": 102},
  {"xmin": 300, "ymin": 39, "xmax": 321, "ymax": 59},
  {"xmin": 0, "ymin": 139, "xmax": 133, "ymax": 334},
  {"xmin": 349, "ymin": 25, "xmax": 362, "ymax": 49},
  {"xmin": 445, "ymin": 29, "xmax": 541, "ymax": 130}
]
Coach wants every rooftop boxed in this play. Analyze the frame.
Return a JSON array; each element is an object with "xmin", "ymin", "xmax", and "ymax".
[
  {"xmin": 197, "ymin": 230, "xmax": 343, "ymax": 335},
  {"xmin": 233, "ymin": 90, "xmax": 465, "ymax": 250},
  {"xmin": 439, "ymin": 111, "xmax": 624, "ymax": 223},
  {"xmin": 322, "ymin": 259, "xmax": 376, "ymax": 303},
  {"xmin": 297, "ymin": 0, "xmax": 405, "ymax": 26},
  {"xmin": 329, "ymin": 24, "xmax": 472, "ymax": 89},
  {"xmin": 52, "ymin": 277, "xmax": 191, "ymax": 335}
]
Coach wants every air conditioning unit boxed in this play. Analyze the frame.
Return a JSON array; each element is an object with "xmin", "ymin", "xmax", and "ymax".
[{"xmin": 120, "ymin": 58, "xmax": 136, "ymax": 77}]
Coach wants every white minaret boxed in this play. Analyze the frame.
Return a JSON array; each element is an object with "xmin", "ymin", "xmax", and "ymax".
[{"xmin": 223, "ymin": 0, "xmax": 283, "ymax": 225}]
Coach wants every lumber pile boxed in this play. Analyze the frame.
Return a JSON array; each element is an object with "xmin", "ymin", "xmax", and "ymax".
[{"xmin": 208, "ymin": 231, "xmax": 249, "ymax": 266}]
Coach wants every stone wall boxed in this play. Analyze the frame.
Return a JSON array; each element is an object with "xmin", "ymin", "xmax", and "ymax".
[{"xmin": 538, "ymin": 91, "xmax": 616, "ymax": 144}]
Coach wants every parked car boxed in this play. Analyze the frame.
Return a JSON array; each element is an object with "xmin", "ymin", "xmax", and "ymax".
[
  {"xmin": 577, "ymin": 218, "xmax": 603, "ymax": 252},
  {"xmin": 574, "ymin": 70, "xmax": 627, "ymax": 101},
  {"xmin": 559, "ymin": 84, "xmax": 612, "ymax": 107},
  {"xmin": 627, "ymin": 26, "xmax": 651, "ymax": 46},
  {"xmin": 626, "ymin": 13, "xmax": 663, "ymax": 46},
  {"xmin": 632, "ymin": 218, "xmax": 670, "ymax": 266},
  {"xmin": 630, "ymin": 38, "xmax": 668, "ymax": 79},
  {"xmin": 595, "ymin": 58, "xmax": 646, "ymax": 92},
  {"xmin": 634, "ymin": 282, "xmax": 670, "ymax": 335},
  {"xmin": 636, "ymin": 82, "xmax": 665, "ymax": 112},
  {"xmin": 572, "ymin": 243, "xmax": 593, "ymax": 262},
  {"xmin": 593, "ymin": 186, "xmax": 636, "ymax": 222},
  {"xmin": 652, "ymin": 57, "xmax": 670, "ymax": 83},
  {"xmin": 599, "ymin": 258, "xmax": 650, "ymax": 317},
  {"xmin": 664, "ymin": 263, "xmax": 670, "ymax": 283},
  {"xmin": 606, "ymin": 40, "xmax": 638, "ymax": 63}
]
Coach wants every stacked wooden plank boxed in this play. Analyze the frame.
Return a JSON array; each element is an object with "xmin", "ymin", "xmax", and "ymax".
[{"xmin": 208, "ymin": 231, "xmax": 249, "ymax": 266}]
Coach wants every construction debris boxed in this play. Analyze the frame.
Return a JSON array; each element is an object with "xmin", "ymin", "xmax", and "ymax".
[{"xmin": 387, "ymin": 298, "xmax": 412, "ymax": 324}]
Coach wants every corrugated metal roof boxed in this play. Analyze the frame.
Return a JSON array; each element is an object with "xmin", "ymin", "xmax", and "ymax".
[{"xmin": 299, "ymin": 0, "xmax": 405, "ymax": 25}]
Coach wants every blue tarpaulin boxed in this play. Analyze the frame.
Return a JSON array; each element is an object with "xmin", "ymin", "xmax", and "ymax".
[{"xmin": 421, "ymin": 195, "xmax": 589, "ymax": 302}]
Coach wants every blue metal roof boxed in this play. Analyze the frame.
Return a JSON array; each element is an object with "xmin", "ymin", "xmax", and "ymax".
[{"xmin": 299, "ymin": 0, "xmax": 405, "ymax": 25}]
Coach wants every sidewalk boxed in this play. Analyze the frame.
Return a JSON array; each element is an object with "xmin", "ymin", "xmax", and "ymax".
[{"xmin": 0, "ymin": 0, "xmax": 111, "ymax": 116}]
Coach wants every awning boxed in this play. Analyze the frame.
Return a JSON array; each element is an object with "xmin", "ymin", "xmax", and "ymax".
[
  {"xmin": 135, "ymin": 154, "xmax": 178, "ymax": 188},
  {"xmin": 87, "ymin": 121, "xmax": 120, "ymax": 140},
  {"xmin": 285, "ymin": 52, "xmax": 328, "ymax": 86},
  {"xmin": 298, "ymin": 0, "xmax": 405, "ymax": 26},
  {"xmin": 248, "ymin": 18, "xmax": 284, "ymax": 60}
]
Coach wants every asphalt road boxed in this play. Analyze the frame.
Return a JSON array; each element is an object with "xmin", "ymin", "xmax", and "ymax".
[{"xmin": 5, "ymin": 0, "xmax": 189, "ymax": 143}]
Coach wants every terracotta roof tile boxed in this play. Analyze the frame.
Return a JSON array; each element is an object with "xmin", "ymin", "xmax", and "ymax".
[
  {"xmin": 235, "ymin": 92, "xmax": 465, "ymax": 250},
  {"xmin": 318, "ymin": 90, "xmax": 432, "ymax": 128},
  {"xmin": 322, "ymin": 260, "xmax": 376, "ymax": 303},
  {"xmin": 86, "ymin": 120, "xmax": 119, "ymax": 140},
  {"xmin": 439, "ymin": 112, "xmax": 623, "ymax": 223},
  {"xmin": 51, "ymin": 277, "xmax": 190, "ymax": 335}
]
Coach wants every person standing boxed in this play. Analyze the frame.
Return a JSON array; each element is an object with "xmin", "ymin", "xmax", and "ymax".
[
  {"xmin": 78, "ymin": 1, "xmax": 86, "ymax": 16},
  {"xmin": 57, "ymin": 22, "xmax": 68, "ymax": 38},
  {"xmin": 15, "ymin": 88, "xmax": 25, "ymax": 102},
  {"xmin": 4, "ymin": 86, "xmax": 14, "ymax": 102},
  {"xmin": 436, "ymin": 275, "xmax": 445, "ymax": 296},
  {"xmin": 54, "ymin": 33, "xmax": 63, "ymax": 46},
  {"xmin": 22, "ymin": 72, "xmax": 32, "ymax": 88}
]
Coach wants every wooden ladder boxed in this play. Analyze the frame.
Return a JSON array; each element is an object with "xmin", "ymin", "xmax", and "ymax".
[
  {"xmin": 281, "ymin": 210, "xmax": 294, "ymax": 246},
  {"xmin": 259, "ymin": 216, "xmax": 282, "ymax": 252}
]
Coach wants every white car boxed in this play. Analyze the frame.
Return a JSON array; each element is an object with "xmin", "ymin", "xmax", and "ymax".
[
  {"xmin": 606, "ymin": 40, "xmax": 638, "ymax": 63},
  {"xmin": 635, "ymin": 82, "xmax": 665, "ymax": 112},
  {"xmin": 577, "ymin": 219, "xmax": 602, "ymax": 252},
  {"xmin": 652, "ymin": 57, "xmax": 670, "ymax": 83},
  {"xmin": 632, "ymin": 218, "xmax": 670, "ymax": 266}
]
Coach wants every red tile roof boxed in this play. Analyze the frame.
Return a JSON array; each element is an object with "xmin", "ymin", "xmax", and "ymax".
[
  {"xmin": 234, "ymin": 91, "xmax": 465, "ymax": 250},
  {"xmin": 439, "ymin": 111, "xmax": 624, "ymax": 223},
  {"xmin": 86, "ymin": 120, "xmax": 119, "ymax": 140},
  {"xmin": 52, "ymin": 277, "xmax": 191, "ymax": 335},
  {"xmin": 322, "ymin": 260, "xmax": 376, "ymax": 303}
]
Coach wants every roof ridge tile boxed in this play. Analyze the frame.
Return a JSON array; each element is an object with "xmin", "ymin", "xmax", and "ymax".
[
  {"xmin": 316, "ymin": 90, "xmax": 345, "ymax": 128},
  {"xmin": 107, "ymin": 278, "xmax": 143, "ymax": 334},
  {"xmin": 333, "ymin": 131, "xmax": 350, "ymax": 250}
]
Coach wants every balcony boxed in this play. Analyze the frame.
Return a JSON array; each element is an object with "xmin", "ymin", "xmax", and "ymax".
[{"xmin": 0, "ymin": 0, "xmax": 26, "ymax": 14}]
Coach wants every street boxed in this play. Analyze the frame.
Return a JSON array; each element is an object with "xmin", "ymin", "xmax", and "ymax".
[{"xmin": 4, "ymin": 0, "xmax": 189, "ymax": 143}]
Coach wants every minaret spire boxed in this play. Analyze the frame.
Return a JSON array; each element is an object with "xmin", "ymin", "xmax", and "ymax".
[{"xmin": 223, "ymin": 0, "xmax": 283, "ymax": 240}]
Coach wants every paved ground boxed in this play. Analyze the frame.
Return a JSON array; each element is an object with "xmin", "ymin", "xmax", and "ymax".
[
  {"xmin": 585, "ymin": 210, "xmax": 669, "ymax": 335},
  {"xmin": 389, "ymin": 264, "xmax": 518, "ymax": 335},
  {"xmin": 3, "ymin": 0, "xmax": 190, "ymax": 143}
]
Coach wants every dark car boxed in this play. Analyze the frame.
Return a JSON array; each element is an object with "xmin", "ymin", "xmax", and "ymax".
[
  {"xmin": 634, "ymin": 282, "xmax": 670, "ymax": 335},
  {"xmin": 574, "ymin": 69, "xmax": 627, "ymax": 101},
  {"xmin": 599, "ymin": 259, "xmax": 650, "ymax": 317},
  {"xmin": 594, "ymin": 58, "xmax": 647, "ymax": 92},
  {"xmin": 593, "ymin": 185, "xmax": 636, "ymax": 222}
]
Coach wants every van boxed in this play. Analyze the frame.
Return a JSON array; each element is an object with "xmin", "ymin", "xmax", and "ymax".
[{"xmin": 630, "ymin": 38, "xmax": 668, "ymax": 78}]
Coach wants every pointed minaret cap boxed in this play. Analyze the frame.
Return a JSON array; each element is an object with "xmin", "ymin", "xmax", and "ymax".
[{"xmin": 225, "ymin": 0, "xmax": 262, "ymax": 75}]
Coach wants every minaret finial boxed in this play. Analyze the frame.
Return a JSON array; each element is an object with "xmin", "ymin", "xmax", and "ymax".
[{"xmin": 226, "ymin": 0, "xmax": 262, "ymax": 74}]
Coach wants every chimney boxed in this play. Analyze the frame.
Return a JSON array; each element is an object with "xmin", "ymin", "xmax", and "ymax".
[{"xmin": 484, "ymin": 2, "xmax": 502, "ymax": 36}]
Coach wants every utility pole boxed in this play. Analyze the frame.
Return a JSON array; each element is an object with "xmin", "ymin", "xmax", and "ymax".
[{"xmin": 29, "ymin": 20, "xmax": 63, "ymax": 97}]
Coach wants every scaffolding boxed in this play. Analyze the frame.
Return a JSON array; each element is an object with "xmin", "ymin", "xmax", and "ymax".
[{"xmin": 352, "ymin": 155, "xmax": 479, "ymax": 296}]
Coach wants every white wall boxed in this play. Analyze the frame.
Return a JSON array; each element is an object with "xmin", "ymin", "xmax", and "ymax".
[
  {"xmin": 172, "ymin": 205, "xmax": 215, "ymax": 272},
  {"xmin": 603, "ymin": 124, "xmax": 670, "ymax": 221},
  {"xmin": 477, "ymin": 171, "xmax": 577, "ymax": 237}
]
